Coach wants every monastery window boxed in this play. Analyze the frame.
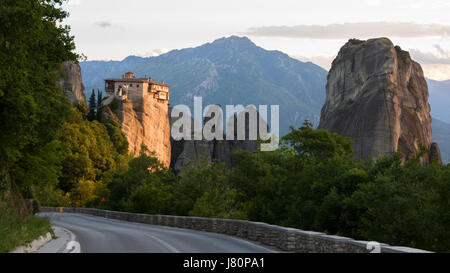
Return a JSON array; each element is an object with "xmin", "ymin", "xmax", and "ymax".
[{"xmin": 158, "ymin": 92, "xmax": 167, "ymax": 100}]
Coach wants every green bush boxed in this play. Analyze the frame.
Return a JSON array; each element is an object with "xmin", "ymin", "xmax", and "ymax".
[
  {"xmin": 109, "ymin": 98, "xmax": 120, "ymax": 116},
  {"xmin": 0, "ymin": 203, "xmax": 52, "ymax": 253}
]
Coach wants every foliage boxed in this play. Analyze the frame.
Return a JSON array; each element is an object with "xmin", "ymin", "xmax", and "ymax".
[
  {"xmin": 0, "ymin": 0, "xmax": 130, "ymax": 252},
  {"xmin": 102, "ymin": 119, "xmax": 129, "ymax": 155},
  {"xmin": 106, "ymin": 154, "xmax": 245, "ymax": 219},
  {"xmin": 107, "ymin": 147, "xmax": 176, "ymax": 214},
  {"xmin": 282, "ymin": 121, "xmax": 354, "ymax": 161},
  {"xmin": 0, "ymin": 200, "xmax": 52, "ymax": 253},
  {"xmin": 56, "ymin": 108, "xmax": 129, "ymax": 207},
  {"xmin": 177, "ymin": 161, "xmax": 243, "ymax": 218},
  {"xmin": 102, "ymin": 121, "xmax": 450, "ymax": 252},
  {"xmin": 225, "ymin": 123, "xmax": 450, "ymax": 252},
  {"xmin": 0, "ymin": 0, "xmax": 77, "ymax": 198},
  {"xmin": 87, "ymin": 90, "xmax": 96, "ymax": 121},
  {"xmin": 108, "ymin": 98, "xmax": 120, "ymax": 116},
  {"xmin": 96, "ymin": 89, "xmax": 103, "ymax": 122}
]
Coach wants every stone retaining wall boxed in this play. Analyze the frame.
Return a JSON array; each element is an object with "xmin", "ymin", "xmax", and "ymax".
[{"xmin": 40, "ymin": 207, "xmax": 431, "ymax": 253}]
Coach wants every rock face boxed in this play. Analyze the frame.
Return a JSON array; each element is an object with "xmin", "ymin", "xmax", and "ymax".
[
  {"xmin": 118, "ymin": 92, "xmax": 171, "ymax": 167},
  {"xmin": 319, "ymin": 38, "xmax": 441, "ymax": 163},
  {"xmin": 60, "ymin": 61, "xmax": 86, "ymax": 103},
  {"xmin": 429, "ymin": 143, "xmax": 443, "ymax": 164},
  {"xmin": 170, "ymin": 106, "xmax": 265, "ymax": 173}
]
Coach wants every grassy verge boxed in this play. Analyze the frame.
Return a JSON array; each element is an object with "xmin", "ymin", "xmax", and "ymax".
[{"xmin": 0, "ymin": 206, "xmax": 53, "ymax": 253}]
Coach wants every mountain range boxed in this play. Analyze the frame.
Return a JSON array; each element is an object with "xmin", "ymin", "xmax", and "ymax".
[
  {"xmin": 80, "ymin": 36, "xmax": 327, "ymax": 136},
  {"xmin": 80, "ymin": 36, "xmax": 450, "ymax": 163}
]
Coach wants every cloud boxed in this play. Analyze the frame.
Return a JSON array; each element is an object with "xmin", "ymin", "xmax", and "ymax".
[
  {"xmin": 67, "ymin": 0, "xmax": 82, "ymax": 6},
  {"xmin": 365, "ymin": 0, "xmax": 382, "ymax": 6},
  {"xmin": 94, "ymin": 21, "xmax": 112, "ymax": 28},
  {"xmin": 434, "ymin": 45, "xmax": 450, "ymax": 58},
  {"xmin": 421, "ymin": 64, "xmax": 450, "ymax": 81},
  {"xmin": 135, "ymin": 49, "xmax": 169, "ymax": 58},
  {"xmin": 406, "ymin": 45, "xmax": 450, "ymax": 80},
  {"xmin": 409, "ymin": 45, "xmax": 450, "ymax": 65},
  {"xmin": 290, "ymin": 51, "xmax": 450, "ymax": 80},
  {"xmin": 244, "ymin": 22, "xmax": 450, "ymax": 39}
]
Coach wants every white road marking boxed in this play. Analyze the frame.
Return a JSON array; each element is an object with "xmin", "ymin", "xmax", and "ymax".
[
  {"xmin": 65, "ymin": 241, "xmax": 81, "ymax": 253},
  {"xmin": 62, "ymin": 225, "xmax": 81, "ymax": 253},
  {"xmin": 143, "ymin": 233, "xmax": 180, "ymax": 253}
]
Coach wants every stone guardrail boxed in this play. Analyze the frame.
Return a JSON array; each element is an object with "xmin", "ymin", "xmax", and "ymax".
[{"xmin": 40, "ymin": 207, "xmax": 432, "ymax": 253}]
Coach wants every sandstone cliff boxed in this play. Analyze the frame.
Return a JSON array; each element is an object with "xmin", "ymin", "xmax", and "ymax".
[
  {"xmin": 319, "ymin": 38, "xmax": 441, "ymax": 163},
  {"xmin": 60, "ymin": 61, "xmax": 86, "ymax": 104},
  {"xmin": 170, "ymin": 106, "xmax": 266, "ymax": 173},
  {"xmin": 117, "ymin": 93, "xmax": 171, "ymax": 167}
]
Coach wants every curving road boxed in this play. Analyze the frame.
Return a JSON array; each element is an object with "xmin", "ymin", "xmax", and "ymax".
[{"xmin": 38, "ymin": 213, "xmax": 278, "ymax": 253}]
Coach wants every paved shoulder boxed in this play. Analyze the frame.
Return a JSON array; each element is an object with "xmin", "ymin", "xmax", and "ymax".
[{"xmin": 36, "ymin": 225, "xmax": 78, "ymax": 253}]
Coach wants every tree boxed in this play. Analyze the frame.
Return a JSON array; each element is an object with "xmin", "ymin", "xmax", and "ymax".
[
  {"xmin": 96, "ymin": 89, "xmax": 103, "ymax": 121},
  {"xmin": 87, "ymin": 90, "xmax": 96, "ymax": 121},
  {"xmin": 282, "ymin": 121, "xmax": 354, "ymax": 162},
  {"xmin": 0, "ymin": 0, "xmax": 78, "ymax": 199},
  {"xmin": 56, "ymin": 108, "xmax": 129, "ymax": 206},
  {"xmin": 107, "ymin": 147, "xmax": 175, "ymax": 212}
]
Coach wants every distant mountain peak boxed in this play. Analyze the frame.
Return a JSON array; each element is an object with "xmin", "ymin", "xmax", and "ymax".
[{"xmin": 122, "ymin": 55, "xmax": 145, "ymax": 62}]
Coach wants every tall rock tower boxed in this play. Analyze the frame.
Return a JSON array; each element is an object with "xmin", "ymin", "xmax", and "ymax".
[
  {"xmin": 60, "ymin": 61, "xmax": 86, "ymax": 104},
  {"xmin": 169, "ymin": 105, "xmax": 268, "ymax": 173},
  {"xmin": 319, "ymin": 38, "xmax": 442, "ymax": 164},
  {"xmin": 104, "ymin": 73, "xmax": 171, "ymax": 167}
]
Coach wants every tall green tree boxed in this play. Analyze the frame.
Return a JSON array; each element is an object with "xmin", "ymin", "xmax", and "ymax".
[
  {"xmin": 0, "ymin": 0, "xmax": 78, "ymax": 197},
  {"xmin": 96, "ymin": 89, "xmax": 103, "ymax": 121},
  {"xmin": 87, "ymin": 90, "xmax": 96, "ymax": 121}
]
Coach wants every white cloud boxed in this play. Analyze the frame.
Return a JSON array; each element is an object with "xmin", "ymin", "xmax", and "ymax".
[
  {"xmin": 434, "ymin": 45, "xmax": 450, "ymax": 59},
  {"xmin": 135, "ymin": 49, "xmax": 169, "ymax": 58},
  {"xmin": 245, "ymin": 22, "xmax": 450, "ymax": 40},
  {"xmin": 365, "ymin": 0, "xmax": 382, "ymax": 7},
  {"xmin": 67, "ymin": 0, "xmax": 81, "ymax": 6},
  {"xmin": 94, "ymin": 21, "xmax": 112, "ymax": 28},
  {"xmin": 421, "ymin": 64, "xmax": 450, "ymax": 81},
  {"xmin": 410, "ymin": 45, "xmax": 450, "ymax": 80},
  {"xmin": 410, "ymin": 45, "xmax": 450, "ymax": 65}
]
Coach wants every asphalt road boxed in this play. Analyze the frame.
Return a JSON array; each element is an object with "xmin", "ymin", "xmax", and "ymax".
[{"xmin": 38, "ymin": 213, "xmax": 278, "ymax": 253}]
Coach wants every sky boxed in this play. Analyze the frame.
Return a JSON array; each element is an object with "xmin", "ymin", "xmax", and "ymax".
[{"xmin": 63, "ymin": 0, "xmax": 450, "ymax": 80}]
